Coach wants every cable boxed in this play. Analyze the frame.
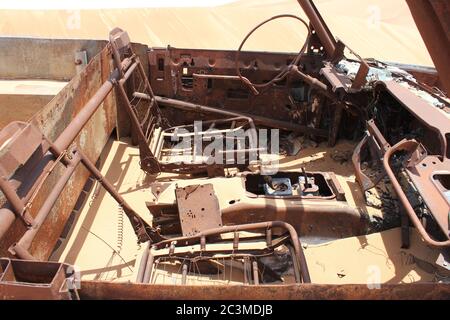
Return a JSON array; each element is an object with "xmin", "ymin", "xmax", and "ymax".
[
  {"xmin": 235, "ymin": 14, "xmax": 311, "ymax": 95},
  {"xmin": 81, "ymin": 226, "xmax": 133, "ymax": 273}
]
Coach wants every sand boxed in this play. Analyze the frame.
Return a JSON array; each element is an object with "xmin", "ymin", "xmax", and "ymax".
[
  {"xmin": 0, "ymin": 0, "xmax": 433, "ymax": 67},
  {"xmin": 54, "ymin": 137, "xmax": 444, "ymax": 284},
  {"xmin": 0, "ymin": 80, "xmax": 68, "ymax": 128}
]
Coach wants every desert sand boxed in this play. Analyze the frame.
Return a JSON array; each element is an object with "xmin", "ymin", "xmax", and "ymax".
[
  {"xmin": 55, "ymin": 137, "xmax": 441, "ymax": 284},
  {"xmin": 0, "ymin": 0, "xmax": 433, "ymax": 67}
]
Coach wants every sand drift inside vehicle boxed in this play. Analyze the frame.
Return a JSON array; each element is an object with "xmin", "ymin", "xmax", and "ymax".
[{"xmin": 0, "ymin": 0, "xmax": 449, "ymax": 299}]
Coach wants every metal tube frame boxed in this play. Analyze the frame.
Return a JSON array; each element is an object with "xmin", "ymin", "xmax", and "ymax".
[
  {"xmin": 148, "ymin": 221, "xmax": 311, "ymax": 283},
  {"xmin": 0, "ymin": 60, "xmax": 163, "ymax": 257},
  {"xmin": 382, "ymin": 139, "xmax": 450, "ymax": 247}
]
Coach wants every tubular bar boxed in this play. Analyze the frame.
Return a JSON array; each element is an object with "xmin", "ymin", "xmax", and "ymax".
[
  {"xmin": 151, "ymin": 221, "xmax": 311, "ymax": 283},
  {"xmin": 136, "ymin": 242, "xmax": 151, "ymax": 283},
  {"xmin": 10, "ymin": 152, "xmax": 81, "ymax": 257},
  {"xmin": 150, "ymin": 95, "xmax": 328, "ymax": 137},
  {"xmin": 0, "ymin": 66, "xmax": 120, "ymax": 242},
  {"xmin": 52, "ymin": 70, "xmax": 119, "ymax": 155},
  {"xmin": 0, "ymin": 69, "xmax": 119, "ymax": 239},
  {"xmin": 382, "ymin": 139, "xmax": 450, "ymax": 247},
  {"xmin": 406, "ymin": 0, "xmax": 450, "ymax": 96},
  {"xmin": 0, "ymin": 61, "xmax": 161, "ymax": 253},
  {"xmin": 297, "ymin": 0, "xmax": 337, "ymax": 57},
  {"xmin": 0, "ymin": 177, "xmax": 33, "ymax": 226},
  {"xmin": 8, "ymin": 146, "xmax": 159, "ymax": 260}
]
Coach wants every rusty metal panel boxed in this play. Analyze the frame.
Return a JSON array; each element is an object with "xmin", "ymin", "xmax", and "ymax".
[
  {"xmin": 377, "ymin": 81, "xmax": 448, "ymax": 157},
  {"xmin": 147, "ymin": 47, "xmax": 324, "ymax": 127},
  {"xmin": 0, "ymin": 45, "xmax": 117, "ymax": 260},
  {"xmin": 79, "ymin": 281, "xmax": 450, "ymax": 300},
  {"xmin": 0, "ymin": 258, "xmax": 75, "ymax": 300},
  {"xmin": 29, "ymin": 48, "xmax": 116, "ymax": 260},
  {"xmin": 176, "ymin": 184, "xmax": 222, "ymax": 236},
  {"xmin": 0, "ymin": 122, "xmax": 44, "ymax": 179},
  {"xmin": 405, "ymin": 155, "xmax": 450, "ymax": 237}
]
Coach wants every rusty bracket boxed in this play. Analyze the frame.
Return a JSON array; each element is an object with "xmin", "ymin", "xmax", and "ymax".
[
  {"xmin": 383, "ymin": 139, "xmax": 450, "ymax": 247},
  {"xmin": 320, "ymin": 38, "xmax": 370, "ymax": 94},
  {"xmin": 352, "ymin": 119, "xmax": 391, "ymax": 191},
  {"xmin": 0, "ymin": 258, "xmax": 79, "ymax": 300},
  {"xmin": 175, "ymin": 184, "xmax": 222, "ymax": 237}
]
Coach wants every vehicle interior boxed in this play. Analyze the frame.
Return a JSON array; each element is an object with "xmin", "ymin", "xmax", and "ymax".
[{"xmin": 0, "ymin": 0, "xmax": 448, "ymax": 300}]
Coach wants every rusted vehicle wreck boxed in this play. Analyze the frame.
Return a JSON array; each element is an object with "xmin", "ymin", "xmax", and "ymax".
[{"xmin": 0, "ymin": 0, "xmax": 449, "ymax": 300}]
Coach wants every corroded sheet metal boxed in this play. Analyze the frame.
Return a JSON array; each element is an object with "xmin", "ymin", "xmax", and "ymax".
[
  {"xmin": 0, "ymin": 45, "xmax": 116, "ymax": 260},
  {"xmin": 79, "ymin": 281, "xmax": 450, "ymax": 300},
  {"xmin": 377, "ymin": 81, "xmax": 448, "ymax": 157},
  {"xmin": 29, "ymin": 48, "xmax": 117, "ymax": 260},
  {"xmin": 406, "ymin": 155, "xmax": 450, "ymax": 239},
  {"xmin": 0, "ymin": 258, "xmax": 76, "ymax": 300},
  {"xmin": 176, "ymin": 184, "xmax": 222, "ymax": 236},
  {"xmin": 147, "ymin": 47, "xmax": 322, "ymax": 127}
]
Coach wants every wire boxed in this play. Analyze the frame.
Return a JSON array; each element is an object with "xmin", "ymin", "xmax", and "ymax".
[
  {"xmin": 81, "ymin": 226, "xmax": 133, "ymax": 273},
  {"xmin": 235, "ymin": 14, "xmax": 311, "ymax": 95}
]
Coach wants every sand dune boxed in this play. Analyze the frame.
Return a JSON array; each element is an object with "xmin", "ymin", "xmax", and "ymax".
[{"xmin": 0, "ymin": 0, "xmax": 433, "ymax": 66}]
